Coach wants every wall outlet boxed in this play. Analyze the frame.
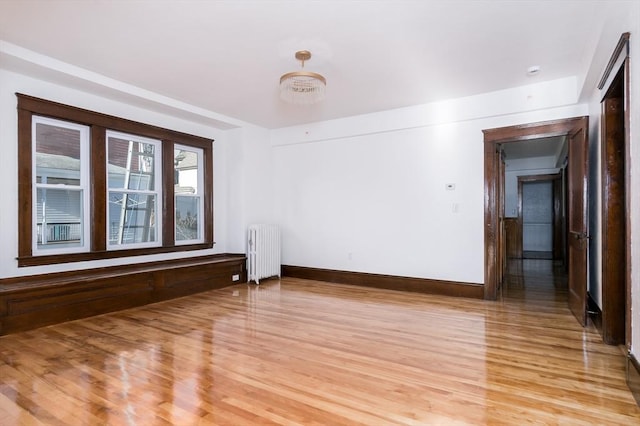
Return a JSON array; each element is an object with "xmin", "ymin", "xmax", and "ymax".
[{"xmin": 232, "ymin": 274, "xmax": 240, "ymax": 281}]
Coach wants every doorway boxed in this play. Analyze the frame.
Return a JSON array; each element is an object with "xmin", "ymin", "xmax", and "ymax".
[
  {"xmin": 518, "ymin": 174, "xmax": 564, "ymax": 261},
  {"xmin": 483, "ymin": 117, "xmax": 589, "ymax": 327},
  {"xmin": 522, "ymin": 180, "xmax": 553, "ymax": 259},
  {"xmin": 599, "ymin": 34, "xmax": 630, "ymax": 346}
]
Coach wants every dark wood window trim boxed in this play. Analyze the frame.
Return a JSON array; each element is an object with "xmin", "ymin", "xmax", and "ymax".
[{"xmin": 17, "ymin": 94, "xmax": 214, "ymax": 267}]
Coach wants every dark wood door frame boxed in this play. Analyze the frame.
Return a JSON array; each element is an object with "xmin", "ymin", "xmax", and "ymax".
[
  {"xmin": 483, "ymin": 117, "xmax": 588, "ymax": 300},
  {"xmin": 599, "ymin": 33, "xmax": 630, "ymax": 347},
  {"xmin": 498, "ymin": 150, "xmax": 506, "ymax": 286},
  {"xmin": 517, "ymin": 173, "xmax": 563, "ymax": 260}
]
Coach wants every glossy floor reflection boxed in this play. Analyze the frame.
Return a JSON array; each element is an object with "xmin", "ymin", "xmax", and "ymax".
[{"xmin": 1, "ymin": 262, "xmax": 639, "ymax": 425}]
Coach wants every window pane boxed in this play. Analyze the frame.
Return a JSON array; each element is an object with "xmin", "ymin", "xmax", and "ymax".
[
  {"xmin": 108, "ymin": 192, "xmax": 157, "ymax": 245},
  {"xmin": 175, "ymin": 146, "xmax": 203, "ymax": 244},
  {"xmin": 174, "ymin": 149, "xmax": 199, "ymax": 193},
  {"xmin": 175, "ymin": 196, "xmax": 200, "ymax": 241},
  {"xmin": 108, "ymin": 136, "xmax": 156, "ymax": 190},
  {"xmin": 36, "ymin": 188, "xmax": 83, "ymax": 249},
  {"xmin": 35, "ymin": 122, "xmax": 81, "ymax": 185}
]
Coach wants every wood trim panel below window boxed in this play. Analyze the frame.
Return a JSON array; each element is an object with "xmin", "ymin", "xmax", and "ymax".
[{"xmin": 0, "ymin": 254, "xmax": 246, "ymax": 335}]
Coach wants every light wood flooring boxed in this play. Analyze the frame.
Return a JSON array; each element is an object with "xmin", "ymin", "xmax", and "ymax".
[{"xmin": 1, "ymin": 260, "xmax": 639, "ymax": 425}]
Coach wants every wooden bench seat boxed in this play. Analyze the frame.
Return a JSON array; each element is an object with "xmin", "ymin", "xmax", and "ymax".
[{"xmin": 0, "ymin": 253, "xmax": 246, "ymax": 335}]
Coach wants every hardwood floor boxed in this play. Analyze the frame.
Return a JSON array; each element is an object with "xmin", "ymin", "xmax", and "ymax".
[{"xmin": 1, "ymin": 260, "xmax": 639, "ymax": 425}]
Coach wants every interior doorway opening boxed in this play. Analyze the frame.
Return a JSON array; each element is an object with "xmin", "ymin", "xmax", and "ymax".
[
  {"xmin": 599, "ymin": 49, "xmax": 629, "ymax": 346},
  {"xmin": 522, "ymin": 180, "xmax": 553, "ymax": 259},
  {"xmin": 500, "ymin": 139, "xmax": 568, "ymax": 264},
  {"xmin": 483, "ymin": 117, "xmax": 589, "ymax": 328},
  {"xmin": 518, "ymin": 174, "xmax": 565, "ymax": 262}
]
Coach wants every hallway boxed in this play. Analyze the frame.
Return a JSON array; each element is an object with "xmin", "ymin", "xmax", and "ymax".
[{"xmin": 501, "ymin": 258, "xmax": 570, "ymax": 312}]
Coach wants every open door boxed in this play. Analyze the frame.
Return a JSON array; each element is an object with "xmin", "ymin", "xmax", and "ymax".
[{"xmin": 567, "ymin": 125, "xmax": 589, "ymax": 326}]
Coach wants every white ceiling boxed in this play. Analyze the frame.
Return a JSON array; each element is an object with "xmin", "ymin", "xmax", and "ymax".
[{"xmin": 0, "ymin": 0, "xmax": 604, "ymax": 129}]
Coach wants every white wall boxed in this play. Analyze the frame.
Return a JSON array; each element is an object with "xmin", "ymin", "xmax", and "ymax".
[
  {"xmin": 224, "ymin": 125, "xmax": 276, "ymax": 254},
  {"xmin": 0, "ymin": 68, "xmax": 241, "ymax": 278},
  {"xmin": 272, "ymin": 79, "xmax": 587, "ymax": 285},
  {"xmin": 274, "ymin": 123, "xmax": 484, "ymax": 282}
]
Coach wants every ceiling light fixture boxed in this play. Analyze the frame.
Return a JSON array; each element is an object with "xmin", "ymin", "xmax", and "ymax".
[{"xmin": 279, "ymin": 50, "xmax": 326, "ymax": 104}]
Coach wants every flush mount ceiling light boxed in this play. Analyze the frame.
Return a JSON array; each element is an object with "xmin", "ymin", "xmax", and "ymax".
[{"xmin": 279, "ymin": 50, "xmax": 326, "ymax": 105}]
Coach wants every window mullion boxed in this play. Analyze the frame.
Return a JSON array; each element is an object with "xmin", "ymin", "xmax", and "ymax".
[
  {"xmin": 163, "ymin": 140, "xmax": 175, "ymax": 246},
  {"xmin": 91, "ymin": 125, "xmax": 107, "ymax": 251}
]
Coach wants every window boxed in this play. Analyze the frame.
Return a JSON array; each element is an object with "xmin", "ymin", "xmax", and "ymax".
[
  {"xmin": 17, "ymin": 94, "xmax": 214, "ymax": 266},
  {"xmin": 32, "ymin": 116, "xmax": 90, "ymax": 254},
  {"xmin": 107, "ymin": 131, "xmax": 162, "ymax": 249},
  {"xmin": 174, "ymin": 145, "xmax": 204, "ymax": 244}
]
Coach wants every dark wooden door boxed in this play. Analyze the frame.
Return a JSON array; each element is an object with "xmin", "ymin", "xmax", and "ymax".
[{"xmin": 567, "ymin": 125, "xmax": 589, "ymax": 326}]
